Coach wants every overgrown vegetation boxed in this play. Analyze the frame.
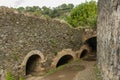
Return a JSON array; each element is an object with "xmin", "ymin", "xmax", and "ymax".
[
  {"xmin": 19, "ymin": 77, "xmax": 25, "ymax": 80},
  {"xmin": 6, "ymin": 72, "xmax": 24, "ymax": 80},
  {"xmin": 44, "ymin": 65, "xmax": 65, "ymax": 76},
  {"xmin": 95, "ymin": 65, "xmax": 102, "ymax": 80},
  {"xmin": 44, "ymin": 60, "xmax": 82, "ymax": 76},
  {"xmin": 16, "ymin": 3, "xmax": 74, "ymax": 19},
  {"xmin": 6, "ymin": 72, "xmax": 14, "ymax": 80},
  {"xmin": 16, "ymin": 0, "xmax": 97, "ymax": 28},
  {"xmin": 67, "ymin": 1, "xmax": 97, "ymax": 28}
]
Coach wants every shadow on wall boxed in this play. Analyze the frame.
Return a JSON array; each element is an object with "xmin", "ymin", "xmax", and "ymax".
[
  {"xmin": 26, "ymin": 54, "xmax": 41, "ymax": 75},
  {"xmin": 22, "ymin": 36, "xmax": 97, "ymax": 76},
  {"xmin": 21, "ymin": 50, "xmax": 45, "ymax": 76},
  {"xmin": 53, "ymin": 36, "xmax": 97, "ymax": 68},
  {"xmin": 51, "ymin": 49, "xmax": 76, "ymax": 68},
  {"xmin": 56, "ymin": 55, "xmax": 73, "ymax": 67},
  {"xmin": 80, "ymin": 49, "xmax": 88, "ymax": 58},
  {"xmin": 83, "ymin": 36, "xmax": 97, "ymax": 61},
  {"xmin": 77, "ymin": 36, "xmax": 97, "ymax": 61},
  {"xmin": 85, "ymin": 36, "xmax": 97, "ymax": 52}
]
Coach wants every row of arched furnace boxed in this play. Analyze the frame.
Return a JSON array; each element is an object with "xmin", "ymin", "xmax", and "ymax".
[{"xmin": 21, "ymin": 36, "xmax": 97, "ymax": 76}]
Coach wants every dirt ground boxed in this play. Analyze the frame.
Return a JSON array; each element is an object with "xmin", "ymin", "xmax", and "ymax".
[{"xmin": 26, "ymin": 54, "xmax": 98, "ymax": 80}]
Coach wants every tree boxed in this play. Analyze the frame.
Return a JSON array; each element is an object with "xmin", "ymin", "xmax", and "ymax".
[
  {"xmin": 31, "ymin": 6, "xmax": 42, "ymax": 16},
  {"xmin": 59, "ymin": 4, "xmax": 67, "ymax": 10},
  {"xmin": 26, "ymin": 6, "xmax": 34, "ymax": 12},
  {"xmin": 41, "ymin": 6, "xmax": 52, "ymax": 17},
  {"xmin": 17, "ymin": 7, "xmax": 25, "ymax": 12},
  {"xmin": 49, "ymin": 8, "xmax": 60, "ymax": 18},
  {"xmin": 97, "ymin": 0, "xmax": 120, "ymax": 80},
  {"xmin": 16, "ymin": 4, "xmax": 74, "ymax": 19},
  {"xmin": 51, "ymin": 3, "xmax": 74, "ymax": 19},
  {"xmin": 68, "ymin": 4, "xmax": 74, "ymax": 10},
  {"xmin": 67, "ymin": 1, "xmax": 97, "ymax": 28}
]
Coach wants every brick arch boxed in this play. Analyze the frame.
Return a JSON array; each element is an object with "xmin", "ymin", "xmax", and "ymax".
[
  {"xmin": 76, "ymin": 45, "xmax": 91, "ymax": 58},
  {"xmin": 51, "ymin": 49, "xmax": 76, "ymax": 68},
  {"xmin": 84, "ymin": 36, "xmax": 97, "ymax": 51},
  {"xmin": 84, "ymin": 35, "xmax": 97, "ymax": 43},
  {"xmin": 21, "ymin": 50, "xmax": 45, "ymax": 75}
]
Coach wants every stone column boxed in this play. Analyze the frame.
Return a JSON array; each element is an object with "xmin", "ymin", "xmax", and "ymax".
[{"xmin": 97, "ymin": 0, "xmax": 120, "ymax": 80}]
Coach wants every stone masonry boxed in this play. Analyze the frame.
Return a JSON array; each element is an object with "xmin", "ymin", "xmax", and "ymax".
[
  {"xmin": 0, "ymin": 7, "xmax": 96, "ymax": 79},
  {"xmin": 0, "ymin": 7, "xmax": 82, "ymax": 79}
]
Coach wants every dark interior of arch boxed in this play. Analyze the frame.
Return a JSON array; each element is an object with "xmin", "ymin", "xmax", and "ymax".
[
  {"xmin": 80, "ymin": 49, "xmax": 88, "ymax": 58},
  {"xmin": 56, "ymin": 55, "xmax": 73, "ymax": 67},
  {"xmin": 85, "ymin": 37, "xmax": 97, "ymax": 51},
  {"xmin": 26, "ymin": 55, "xmax": 41, "ymax": 75},
  {"xmin": 83, "ymin": 36, "xmax": 97, "ymax": 61}
]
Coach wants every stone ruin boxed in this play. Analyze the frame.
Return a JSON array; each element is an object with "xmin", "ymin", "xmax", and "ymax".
[{"xmin": 0, "ymin": 7, "xmax": 96, "ymax": 79}]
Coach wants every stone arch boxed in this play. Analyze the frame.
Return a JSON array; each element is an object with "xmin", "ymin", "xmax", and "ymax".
[
  {"xmin": 84, "ymin": 36, "xmax": 97, "ymax": 51},
  {"xmin": 51, "ymin": 49, "xmax": 76, "ymax": 68},
  {"xmin": 80, "ymin": 49, "xmax": 88, "ymax": 58},
  {"xmin": 76, "ymin": 45, "xmax": 91, "ymax": 59},
  {"xmin": 22, "ymin": 50, "xmax": 45, "ymax": 75},
  {"xmin": 76, "ymin": 36, "xmax": 97, "ymax": 61}
]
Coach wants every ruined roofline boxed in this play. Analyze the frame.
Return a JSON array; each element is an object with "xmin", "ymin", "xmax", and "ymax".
[{"xmin": 0, "ymin": 6, "xmax": 72, "ymax": 28}]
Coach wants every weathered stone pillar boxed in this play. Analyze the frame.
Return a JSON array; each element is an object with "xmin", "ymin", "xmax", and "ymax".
[{"xmin": 97, "ymin": 0, "xmax": 120, "ymax": 80}]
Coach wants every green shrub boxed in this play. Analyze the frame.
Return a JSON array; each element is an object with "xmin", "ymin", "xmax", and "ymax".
[
  {"xmin": 6, "ymin": 72, "xmax": 14, "ymax": 80},
  {"xmin": 67, "ymin": 0, "xmax": 97, "ymax": 28},
  {"xmin": 19, "ymin": 77, "xmax": 24, "ymax": 80}
]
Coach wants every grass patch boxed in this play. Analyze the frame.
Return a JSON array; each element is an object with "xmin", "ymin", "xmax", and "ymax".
[
  {"xmin": 44, "ymin": 59, "xmax": 82, "ymax": 76},
  {"xmin": 19, "ymin": 77, "xmax": 25, "ymax": 80},
  {"xmin": 6, "ymin": 71, "xmax": 25, "ymax": 80},
  {"xmin": 6, "ymin": 72, "xmax": 14, "ymax": 80},
  {"xmin": 95, "ymin": 65, "xmax": 102, "ymax": 80},
  {"xmin": 44, "ymin": 65, "xmax": 65, "ymax": 76}
]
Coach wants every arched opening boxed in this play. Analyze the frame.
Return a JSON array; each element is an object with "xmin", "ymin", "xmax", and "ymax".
[
  {"xmin": 56, "ymin": 55, "xmax": 73, "ymax": 67},
  {"xmin": 51, "ymin": 49, "xmax": 76, "ymax": 68},
  {"xmin": 83, "ymin": 36, "xmax": 97, "ymax": 61},
  {"xmin": 26, "ymin": 54, "xmax": 41, "ymax": 75},
  {"xmin": 80, "ymin": 49, "xmax": 88, "ymax": 58},
  {"xmin": 85, "ymin": 36, "xmax": 97, "ymax": 51}
]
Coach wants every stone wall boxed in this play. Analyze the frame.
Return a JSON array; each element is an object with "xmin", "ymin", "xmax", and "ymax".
[
  {"xmin": 0, "ymin": 7, "xmax": 83, "ymax": 79},
  {"xmin": 97, "ymin": 0, "xmax": 120, "ymax": 80}
]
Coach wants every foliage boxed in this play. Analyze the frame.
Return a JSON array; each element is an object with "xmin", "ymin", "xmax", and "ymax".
[
  {"xmin": 17, "ymin": 7, "xmax": 25, "ymax": 12},
  {"xmin": 44, "ymin": 64, "xmax": 65, "ymax": 76},
  {"xmin": 16, "ymin": 2, "xmax": 97, "ymax": 28},
  {"xmin": 17, "ymin": 6, "xmax": 42, "ymax": 17},
  {"xmin": 41, "ymin": 4, "xmax": 74, "ymax": 18},
  {"xmin": 16, "ymin": 3, "xmax": 74, "ymax": 19},
  {"xmin": 19, "ymin": 77, "xmax": 25, "ymax": 80},
  {"xmin": 6, "ymin": 72, "xmax": 25, "ymax": 80},
  {"xmin": 6, "ymin": 72, "xmax": 14, "ymax": 80},
  {"xmin": 95, "ymin": 65, "xmax": 102, "ymax": 80},
  {"xmin": 67, "ymin": 1, "xmax": 97, "ymax": 28},
  {"xmin": 41, "ymin": 6, "xmax": 52, "ymax": 17}
]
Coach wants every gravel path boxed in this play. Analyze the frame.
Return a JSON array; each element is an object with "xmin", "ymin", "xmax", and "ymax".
[{"xmin": 26, "ymin": 59, "xmax": 97, "ymax": 80}]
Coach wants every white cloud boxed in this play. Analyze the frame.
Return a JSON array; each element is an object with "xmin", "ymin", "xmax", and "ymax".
[
  {"xmin": 14, "ymin": 0, "xmax": 25, "ymax": 7},
  {"xmin": 0, "ymin": 0, "xmax": 98, "ymax": 8}
]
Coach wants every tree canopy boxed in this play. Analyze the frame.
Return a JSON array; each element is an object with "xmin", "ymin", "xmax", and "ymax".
[
  {"xmin": 67, "ymin": 1, "xmax": 97, "ymax": 28},
  {"xmin": 16, "ymin": 1, "xmax": 97, "ymax": 28},
  {"xmin": 16, "ymin": 4, "xmax": 74, "ymax": 18}
]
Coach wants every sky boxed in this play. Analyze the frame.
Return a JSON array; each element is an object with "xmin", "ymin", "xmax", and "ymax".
[{"xmin": 0, "ymin": 0, "xmax": 98, "ymax": 8}]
